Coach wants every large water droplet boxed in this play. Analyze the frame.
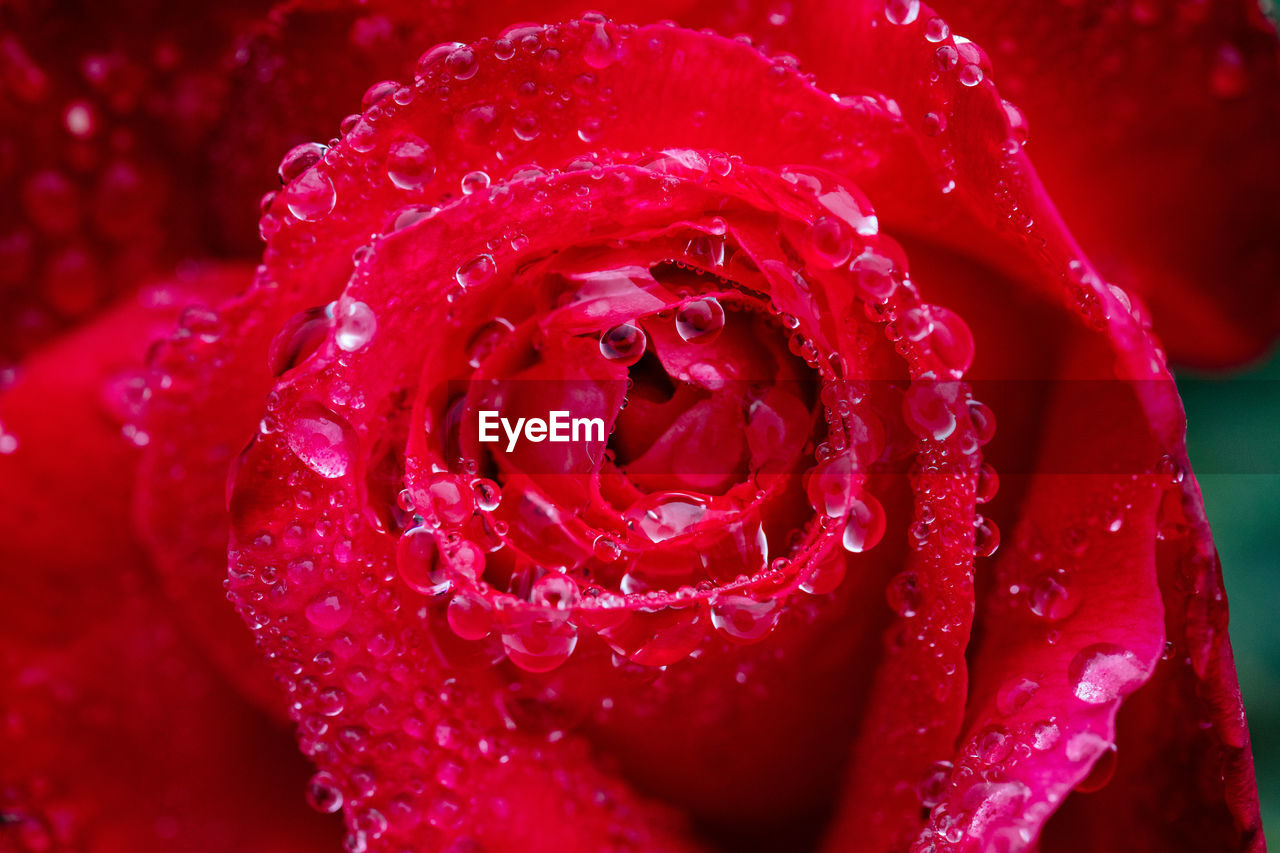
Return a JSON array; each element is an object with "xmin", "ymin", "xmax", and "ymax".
[
  {"xmin": 386, "ymin": 136, "xmax": 436, "ymax": 190},
  {"xmin": 675, "ymin": 297, "xmax": 725, "ymax": 344},
  {"xmin": 842, "ymin": 492, "xmax": 886, "ymax": 553},
  {"xmin": 1069, "ymin": 643, "xmax": 1147, "ymax": 704},
  {"xmin": 805, "ymin": 453, "xmax": 857, "ymax": 518},
  {"xmin": 583, "ymin": 22, "xmax": 619, "ymax": 69},
  {"xmin": 284, "ymin": 169, "xmax": 337, "ymax": 221},
  {"xmin": 334, "ymin": 300, "xmax": 376, "ymax": 352},
  {"xmin": 397, "ymin": 526, "xmax": 450, "ymax": 596},
  {"xmin": 269, "ymin": 306, "xmax": 330, "ymax": 376},
  {"xmin": 600, "ymin": 322, "xmax": 647, "ymax": 364},
  {"xmin": 500, "ymin": 610, "xmax": 578, "ymax": 672},
  {"xmin": 851, "ymin": 249, "xmax": 898, "ymax": 302},
  {"xmin": 710, "ymin": 595, "xmax": 781, "ymax": 643},
  {"xmin": 627, "ymin": 492, "xmax": 709, "ymax": 543},
  {"xmin": 286, "ymin": 404, "xmax": 356, "ymax": 479},
  {"xmin": 804, "ymin": 216, "xmax": 854, "ymax": 268},
  {"xmin": 279, "ymin": 143, "xmax": 327, "ymax": 184},
  {"xmin": 306, "ymin": 771, "xmax": 344, "ymax": 814},
  {"xmin": 884, "ymin": 0, "xmax": 920, "ymax": 25}
]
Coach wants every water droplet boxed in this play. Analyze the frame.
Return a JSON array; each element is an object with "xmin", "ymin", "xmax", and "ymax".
[
  {"xmin": 974, "ymin": 515, "xmax": 1000, "ymax": 558},
  {"xmin": 627, "ymin": 492, "xmax": 709, "ymax": 543},
  {"xmin": 532, "ymin": 573, "xmax": 581, "ymax": 609},
  {"xmin": 851, "ymin": 249, "xmax": 898, "ymax": 302},
  {"xmin": 958, "ymin": 63, "xmax": 984, "ymax": 87},
  {"xmin": 269, "ymin": 306, "xmax": 330, "ymax": 375},
  {"xmin": 924, "ymin": 16, "xmax": 950, "ymax": 42},
  {"xmin": 976, "ymin": 725, "xmax": 1012, "ymax": 764},
  {"xmin": 1155, "ymin": 454, "xmax": 1185, "ymax": 486},
  {"xmin": 842, "ymin": 492, "xmax": 886, "ymax": 553},
  {"xmin": 975, "ymin": 462, "xmax": 999, "ymax": 504},
  {"xmin": 600, "ymin": 322, "xmax": 647, "ymax": 364},
  {"xmin": 1032, "ymin": 720, "xmax": 1060, "ymax": 750},
  {"xmin": 711, "ymin": 595, "xmax": 781, "ymax": 642},
  {"xmin": 455, "ymin": 103, "xmax": 500, "ymax": 144},
  {"xmin": 806, "ymin": 453, "xmax": 858, "ymax": 518},
  {"xmin": 284, "ymin": 168, "xmax": 337, "ymax": 221},
  {"xmin": 1069, "ymin": 643, "xmax": 1147, "ymax": 704},
  {"xmin": 926, "ymin": 306, "xmax": 974, "ymax": 377},
  {"xmin": 286, "ymin": 404, "xmax": 356, "ymax": 478},
  {"xmin": 675, "ymin": 297, "xmax": 725, "ymax": 344},
  {"xmin": 472, "ymin": 478, "xmax": 502, "ymax": 511},
  {"xmin": 424, "ymin": 473, "xmax": 474, "ymax": 527},
  {"xmin": 306, "ymin": 590, "xmax": 351, "ymax": 631},
  {"xmin": 334, "ymin": 300, "xmax": 376, "ymax": 352},
  {"xmin": 397, "ymin": 526, "xmax": 450, "ymax": 596},
  {"xmin": 455, "ymin": 254, "xmax": 497, "ymax": 289},
  {"xmin": 593, "ymin": 533, "xmax": 622, "ymax": 561},
  {"xmin": 583, "ymin": 23, "xmax": 619, "ymax": 69},
  {"xmin": 805, "ymin": 217, "xmax": 854, "ymax": 267},
  {"xmin": 278, "ymin": 142, "xmax": 327, "ymax": 184},
  {"xmin": 500, "ymin": 610, "xmax": 578, "ymax": 672},
  {"xmin": 386, "ymin": 137, "xmax": 436, "ymax": 190},
  {"xmin": 935, "ymin": 44, "xmax": 959, "ymax": 72},
  {"xmin": 1027, "ymin": 572, "xmax": 1078, "ymax": 621},
  {"xmin": 445, "ymin": 45, "xmax": 479, "ymax": 80},
  {"xmin": 903, "ymin": 378, "xmax": 958, "ymax": 441},
  {"xmin": 917, "ymin": 761, "xmax": 953, "ymax": 807},
  {"xmin": 461, "ymin": 170, "xmax": 491, "ymax": 195},
  {"xmin": 884, "ymin": 0, "xmax": 920, "ymax": 25},
  {"xmin": 306, "ymin": 771, "xmax": 344, "ymax": 813}
]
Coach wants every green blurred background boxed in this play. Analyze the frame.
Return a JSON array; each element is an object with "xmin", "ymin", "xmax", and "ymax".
[{"xmin": 1180, "ymin": 350, "xmax": 1280, "ymax": 836}]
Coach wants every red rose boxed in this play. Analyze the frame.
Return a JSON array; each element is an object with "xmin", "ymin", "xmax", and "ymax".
[{"xmin": 0, "ymin": 2, "xmax": 1271, "ymax": 852}]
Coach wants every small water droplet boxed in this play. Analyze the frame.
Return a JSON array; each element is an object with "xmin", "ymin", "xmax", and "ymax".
[
  {"xmin": 455, "ymin": 254, "xmax": 497, "ymax": 289},
  {"xmin": 306, "ymin": 771, "xmax": 344, "ymax": 814}
]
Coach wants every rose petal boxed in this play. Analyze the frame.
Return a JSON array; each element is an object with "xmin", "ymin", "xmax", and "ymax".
[{"xmin": 0, "ymin": 275, "xmax": 337, "ymax": 851}]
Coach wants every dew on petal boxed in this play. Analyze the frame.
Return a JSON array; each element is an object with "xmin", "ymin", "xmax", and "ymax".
[
  {"xmin": 286, "ymin": 404, "xmax": 356, "ymax": 479},
  {"xmin": 455, "ymin": 254, "xmax": 497, "ymax": 289},
  {"xmin": 710, "ymin": 595, "xmax": 781, "ymax": 643},
  {"xmin": 842, "ymin": 492, "xmax": 886, "ymax": 553},
  {"xmin": 334, "ymin": 300, "xmax": 376, "ymax": 352},
  {"xmin": 1069, "ymin": 643, "xmax": 1148, "ymax": 704},
  {"xmin": 600, "ymin": 322, "xmax": 647, "ymax": 364},
  {"xmin": 386, "ymin": 137, "xmax": 437, "ymax": 190},
  {"xmin": 675, "ymin": 297, "xmax": 725, "ymax": 344},
  {"xmin": 284, "ymin": 168, "xmax": 336, "ymax": 221}
]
